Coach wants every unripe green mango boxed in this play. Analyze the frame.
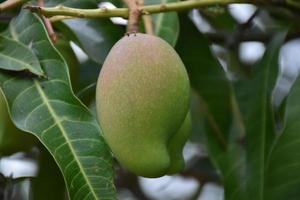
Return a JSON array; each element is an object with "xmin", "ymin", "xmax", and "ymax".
[
  {"xmin": 0, "ymin": 92, "xmax": 37, "ymax": 155},
  {"xmin": 96, "ymin": 33, "xmax": 190, "ymax": 178},
  {"xmin": 167, "ymin": 112, "xmax": 191, "ymax": 174}
]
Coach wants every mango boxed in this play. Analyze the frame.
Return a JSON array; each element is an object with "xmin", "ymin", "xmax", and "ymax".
[
  {"xmin": 167, "ymin": 112, "xmax": 191, "ymax": 174},
  {"xmin": 96, "ymin": 33, "xmax": 191, "ymax": 178}
]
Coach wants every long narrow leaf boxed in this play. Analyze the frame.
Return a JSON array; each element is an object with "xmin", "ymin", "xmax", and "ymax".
[
  {"xmin": 234, "ymin": 31, "xmax": 287, "ymax": 200},
  {"xmin": 266, "ymin": 50, "xmax": 300, "ymax": 200}
]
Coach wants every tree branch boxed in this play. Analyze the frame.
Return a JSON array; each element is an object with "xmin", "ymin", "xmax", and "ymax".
[
  {"xmin": 286, "ymin": 0, "xmax": 300, "ymax": 10},
  {"xmin": 49, "ymin": 15, "xmax": 75, "ymax": 22},
  {"xmin": 142, "ymin": 13, "xmax": 154, "ymax": 34},
  {"xmin": 138, "ymin": 0, "xmax": 154, "ymax": 35},
  {"xmin": 205, "ymin": 30, "xmax": 299, "ymax": 44},
  {"xmin": 25, "ymin": 0, "xmax": 247, "ymax": 19},
  {"xmin": 38, "ymin": 0, "xmax": 57, "ymax": 43},
  {"xmin": 25, "ymin": 5, "xmax": 128, "ymax": 18},
  {"xmin": 0, "ymin": 0, "xmax": 28, "ymax": 12}
]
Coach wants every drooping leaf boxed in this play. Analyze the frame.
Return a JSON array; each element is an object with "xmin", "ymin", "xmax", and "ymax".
[
  {"xmin": 176, "ymin": 14, "xmax": 244, "ymax": 200},
  {"xmin": 0, "ymin": 36, "xmax": 44, "ymax": 76},
  {"xmin": 265, "ymin": 49, "xmax": 300, "ymax": 200},
  {"xmin": 0, "ymin": 10, "xmax": 116, "ymax": 200},
  {"xmin": 145, "ymin": 0, "xmax": 179, "ymax": 46},
  {"xmin": 234, "ymin": 31, "xmax": 287, "ymax": 200}
]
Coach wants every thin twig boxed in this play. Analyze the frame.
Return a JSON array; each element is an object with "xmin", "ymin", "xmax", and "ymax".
[
  {"xmin": 123, "ymin": 0, "xmax": 141, "ymax": 33},
  {"xmin": 226, "ymin": 9, "xmax": 260, "ymax": 47},
  {"xmin": 204, "ymin": 30, "xmax": 299, "ymax": 44},
  {"xmin": 142, "ymin": 13, "xmax": 154, "ymax": 34},
  {"xmin": 49, "ymin": 15, "xmax": 75, "ymax": 22},
  {"xmin": 287, "ymin": 0, "xmax": 300, "ymax": 10},
  {"xmin": 0, "ymin": 0, "xmax": 28, "ymax": 12},
  {"xmin": 138, "ymin": 0, "xmax": 154, "ymax": 35},
  {"xmin": 25, "ymin": 0, "xmax": 247, "ymax": 19},
  {"xmin": 188, "ymin": 182, "xmax": 205, "ymax": 200},
  {"xmin": 38, "ymin": 0, "xmax": 57, "ymax": 43},
  {"xmin": 237, "ymin": 8, "xmax": 260, "ymax": 31}
]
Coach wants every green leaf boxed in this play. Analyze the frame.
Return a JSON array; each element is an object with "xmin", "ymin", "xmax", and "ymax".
[
  {"xmin": 62, "ymin": 18, "xmax": 123, "ymax": 64},
  {"xmin": 145, "ymin": 0, "xmax": 179, "ymax": 46},
  {"xmin": 234, "ymin": 31, "xmax": 287, "ymax": 200},
  {"xmin": 0, "ymin": 11, "xmax": 116, "ymax": 200},
  {"xmin": 50, "ymin": 1, "xmax": 124, "ymax": 65},
  {"xmin": 176, "ymin": 14, "xmax": 244, "ymax": 200},
  {"xmin": 265, "ymin": 48, "xmax": 300, "ymax": 199},
  {"xmin": 0, "ymin": 36, "xmax": 44, "ymax": 76}
]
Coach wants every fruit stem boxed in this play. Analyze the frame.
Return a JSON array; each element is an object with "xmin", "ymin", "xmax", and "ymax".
[{"xmin": 123, "ymin": 0, "xmax": 141, "ymax": 33}]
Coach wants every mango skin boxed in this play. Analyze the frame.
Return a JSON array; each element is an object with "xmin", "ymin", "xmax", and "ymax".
[
  {"xmin": 167, "ymin": 112, "xmax": 192, "ymax": 174},
  {"xmin": 96, "ymin": 33, "xmax": 190, "ymax": 178},
  {"xmin": 0, "ymin": 92, "xmax": 37, "ymax": 155}
]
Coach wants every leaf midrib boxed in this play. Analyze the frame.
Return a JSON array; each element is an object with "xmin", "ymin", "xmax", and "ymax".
[
  {"xmin": 34, "ymin": 80, "xmax": 99, "ymax": 200},
  {"xmin": 256, "ymin": 45, "xmax": 278, "ymax": 200},
  {"xmin": 260, "ymin": 68, "xmax": 267, "ymax": 200}
]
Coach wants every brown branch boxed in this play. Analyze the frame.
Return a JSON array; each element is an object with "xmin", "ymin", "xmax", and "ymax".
[
  {"xmin": 38, "ymin": 0, "xmax": 56, "ymax": 43},
  {"xmin": 123, "ymin": 0, "xmax": 141, "ymax": 33},
  {"xmin": 0, "ymin": 0, "xmax": 27, "ymax": 12}
]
